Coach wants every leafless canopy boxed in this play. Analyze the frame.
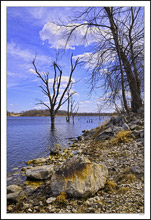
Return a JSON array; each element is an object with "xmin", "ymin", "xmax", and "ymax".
[
  {"xmin": 54, "ymin": 7, "xmax": 144, "ymax": 113},
  {"xmin": 32, "ymin": 54, "xmax": 79, "ymax": 127}
]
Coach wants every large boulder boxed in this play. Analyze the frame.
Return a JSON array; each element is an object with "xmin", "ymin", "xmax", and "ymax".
[
  {"xmin": 26, "ymin": 165, "xmax": 54, "ymax": 180},
  {"xmin": 51, "ymin": 156, "xmax": 108, "ymax": 198}
]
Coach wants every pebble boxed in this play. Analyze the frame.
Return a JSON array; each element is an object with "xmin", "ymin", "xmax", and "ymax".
[{"xmin": 46, "ymin": 197, "xmax": 56, "ymax": 204}]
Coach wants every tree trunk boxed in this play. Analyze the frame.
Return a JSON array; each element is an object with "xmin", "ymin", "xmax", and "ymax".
[
  {"xmin": 104, "ymin": 7, "xmax": 142, "ymax": 112},
  {"xmin": 119, "ymin": 59, "xmax": 129, "ymax": 114},
  {"xmin": 50, "ymin": 111, "xmax": 55, "ymax": 129},
  {"xmin": 67, "ymin": 94, "xmax": 70, "ymax": 122}
]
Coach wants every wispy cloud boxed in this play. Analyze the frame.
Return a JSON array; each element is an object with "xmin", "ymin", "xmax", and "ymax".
[{"xmin": 7, "ymin": 42, "xmax": 51, "ymax": 64}]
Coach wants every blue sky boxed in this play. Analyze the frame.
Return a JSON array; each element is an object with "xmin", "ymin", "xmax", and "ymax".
[
  {"xmin": 6, "ymin": 6, "xmax": 145, "ymax": 114},
  {"xmin": 7, "ymin": 6, "xmax": 109, "ymax": 113}
]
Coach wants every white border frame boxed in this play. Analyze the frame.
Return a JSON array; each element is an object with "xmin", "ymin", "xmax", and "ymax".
[{"xmin": 1, "ymin": 1, "xmax": 150, "ymax": 219}]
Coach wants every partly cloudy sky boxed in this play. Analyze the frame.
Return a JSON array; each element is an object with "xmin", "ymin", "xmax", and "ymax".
[
  {"xmin": 5, "ymin": 4, "xmax": 147, "ymax": 113},
  {"xmin": 6, "ymin": 6, "xmax": 111, "ymax": 113}
]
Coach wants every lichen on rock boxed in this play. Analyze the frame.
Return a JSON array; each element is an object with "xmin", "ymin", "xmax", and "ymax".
[{"xmin": 51, "ymin": 156, "xmax": 108, "ymax": 198}]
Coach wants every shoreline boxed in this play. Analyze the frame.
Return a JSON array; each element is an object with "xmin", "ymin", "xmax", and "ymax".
[{"xmin": 7, "ymin": 108, "xmax": 144, "ymax": 214}]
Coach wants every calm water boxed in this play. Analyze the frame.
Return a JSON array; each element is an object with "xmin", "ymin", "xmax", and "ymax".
[{"xmin": 7, "ymin": 116, "xmax": 110, "ymax": 174}]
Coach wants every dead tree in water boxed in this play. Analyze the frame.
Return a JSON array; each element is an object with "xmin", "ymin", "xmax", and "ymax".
[
  {"xmin": 70, "ymin": 97, "xmax": 79, "ymax": 124},
  {"xmin": 32, "ymin": 54, "xmax": 79, "ymax": 129}
]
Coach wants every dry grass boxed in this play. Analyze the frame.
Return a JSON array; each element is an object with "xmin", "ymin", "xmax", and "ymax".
[
  {"xmin": 108, "ymin": 130, "xmax": 135, "ymax": 146},
  {"xmin": 56, "ymin": 192, "xmax": 67, "ymax": 204},
  {"xmin": 117, "ymin": 187, "xmax": 129, "ymax": 194},
  {"xmin": 125, "ymin": 174, "xmax": 136, "ymax": 183},
  {"xmin": 107, "ymin": 180, "xmax": 117, "ymax": 188}
]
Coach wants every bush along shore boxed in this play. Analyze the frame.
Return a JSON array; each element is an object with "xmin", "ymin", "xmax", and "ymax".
[{"xmin": 7, "ymin": 107, "xmax": 144, "ymax": 214}]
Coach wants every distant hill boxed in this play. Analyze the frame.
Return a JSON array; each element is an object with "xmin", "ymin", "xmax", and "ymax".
[{"xmin": 7, "ymin": 109, "xmax": 117, "ymax": 117}]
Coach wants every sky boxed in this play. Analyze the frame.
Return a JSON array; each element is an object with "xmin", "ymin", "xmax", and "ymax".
[{"xmin": 6, "ymin": 6, "xmax": 113, "ymax": 113}]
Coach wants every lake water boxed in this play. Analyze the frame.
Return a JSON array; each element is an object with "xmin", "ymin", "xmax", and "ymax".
[{"xmin": 7, "ymin": 116, "xmax": 111, "ymax": 174}]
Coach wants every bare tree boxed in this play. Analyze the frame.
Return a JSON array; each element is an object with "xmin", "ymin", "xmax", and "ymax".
[
  {"xmin": 66, "ymin": 83, "xmax": 76, "ymax": 122},
  {"xmin": 54, "ymin": 7, "xmax": 144, "ymax": 113},
  {"xmin": 97, "ymin": 103, "xmax": 103, "ymax": 120},
  {"xmin": 70, "ymin": 97, "xmax": 79, "ymax": 124},
  {"xmin": 32, "ymin": 54, "xmax": 79, "ymax": 128}
]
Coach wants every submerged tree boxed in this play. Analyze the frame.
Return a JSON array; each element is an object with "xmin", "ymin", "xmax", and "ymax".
[
  {"xmin": 32, "ymin": 54, "xmax": 79, "ymax": 128},
  {"xmin": 70, "ymin": 97, "xmax": 79, "ymax": 124}
]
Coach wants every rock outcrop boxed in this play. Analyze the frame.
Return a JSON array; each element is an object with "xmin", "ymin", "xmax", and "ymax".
[{"xmin": 51, "ymin": 156, "xmax": 108, "ymax": 198}]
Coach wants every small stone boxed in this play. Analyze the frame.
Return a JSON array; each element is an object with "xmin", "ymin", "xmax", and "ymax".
[
  {"xmin": 23, "ymin": 203, "xmax": 30, "ymax": 209},
  {"xmin": 48, "ymin": 205, "xmax": 52, "ymax": 210},
  {"xmin": 7, "ymin": 185, "xmax": 22, "ymax": 194},
  {"xmin": 46, "ymin": 197, "xmax": 56, "ymax": 204},
  {"xmin": 27, "ymin": 208, "xmax": 32, "ymax": 212},
  {"xmin": 72, "ymin": 208, "xmax": 77, "ymax": 213},
  {"xmin": 39, "ymin": 201, "xmax": 43, "ymax": 206}
]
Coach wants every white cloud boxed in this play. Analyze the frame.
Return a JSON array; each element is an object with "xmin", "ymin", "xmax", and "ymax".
[
  {"xmin": 79, "ymin": 100, "xmax": 90, "ymax": 104},
  {"xmin": 28, "ymin": 68, "xmax": 36, "ymax": 75},
  {"xmin": 40, "ymin": 22, "xmax": 107, "ymax": 49},
  {"xmin": 48, "ymin": 76, "xmax": 75, "ymax": 89}
]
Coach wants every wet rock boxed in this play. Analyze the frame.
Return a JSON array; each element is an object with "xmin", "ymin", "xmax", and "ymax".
[
  {"xmin": 7, "ymin": 185, "xmax": 22, "ymax": 194},
  {"xmin": 51, "ymin": 156, "xmax": 108, "ymax": 198},
  {"xmin": 78, "ymin": 136, "xmax": 84, "ymax": 141},
  {"xmin": 50, "ymin": 144, "xmax": 61, "ymax": 155},
  {"xmin": 32, "ymin": 157, "xmax": 48, "ymax": 164},
  {"xmin": 26, "ymin": 165, "xmax": 54, "ymax": 180},
  {"xmin": 21, "ymin": 166, "xmax": 32, "ymax": 171}
]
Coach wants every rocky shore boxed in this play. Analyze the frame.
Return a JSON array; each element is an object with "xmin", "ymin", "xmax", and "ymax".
[{"xmin": 7, "ymin": 107, "xmax": 144, "ymax": 214}]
